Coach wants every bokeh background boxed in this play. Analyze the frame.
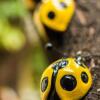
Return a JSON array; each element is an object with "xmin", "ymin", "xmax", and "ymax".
[{"xmin": 0, "ymin": 0, "xmax": 100, "ymax": 100}]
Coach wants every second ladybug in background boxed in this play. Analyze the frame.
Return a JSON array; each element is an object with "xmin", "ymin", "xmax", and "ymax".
[
  {"xmin": 33, "ymin": 0, "xmax": 75, "ymax": 42},
  {"xmin": 39, "ymin": 0, "xmax": 75, "ymax": 31}
]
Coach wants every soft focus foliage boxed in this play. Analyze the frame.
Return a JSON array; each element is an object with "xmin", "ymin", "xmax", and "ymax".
[{"xmin": 0, "ymin": 0, "xmax": 47, "ymax": 100}]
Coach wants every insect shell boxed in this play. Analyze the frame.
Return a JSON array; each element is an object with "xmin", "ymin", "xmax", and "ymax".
[
  {"xmin": 38, "ymin": 0, "xmax": 75, "ymax": 32},
  {"xmin": 40, "ymin": 57, "xmax": 92, "ymax": 100}
]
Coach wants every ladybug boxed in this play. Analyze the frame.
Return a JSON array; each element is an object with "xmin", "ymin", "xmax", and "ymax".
[
  {"xmin": 33, "ymin": 0, "xmax": 75, "ymax": 42},
  {"xmin": 40, "ymin": 56, "xmax": 92, "ymax": 100},
  {"xmin": 38, "ymin": 0, "xmax": 75, "ymax": 32}
]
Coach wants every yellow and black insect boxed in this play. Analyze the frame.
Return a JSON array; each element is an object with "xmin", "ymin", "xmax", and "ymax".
[
  {"xmin": 40, "ymin": 56, "xmax": 92, "ymax": 100},
  {"xmin": 39, "ymin": 0, "xmax": 75, "ymax": 31},
  {"xmin": 33, "ymin": 0, "xmax": 75, "ymax": 42}
]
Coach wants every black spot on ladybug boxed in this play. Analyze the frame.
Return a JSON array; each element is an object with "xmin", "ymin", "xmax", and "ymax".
[{"xmin": 41, "ymin": 77, "xmax": 48, "ymax": 92}]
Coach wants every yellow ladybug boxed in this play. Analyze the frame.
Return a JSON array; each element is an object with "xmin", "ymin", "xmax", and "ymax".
[
  {"xmin": 33, "ymin": 0, "xmax": 75, "ymax": 42},
  {"xmin": 40, "ymin": 57, "xmax": 92, "ymax": 100},
  {"xmin": 39, "ymin": 0, "xmax": 75, "ymax": 31}
]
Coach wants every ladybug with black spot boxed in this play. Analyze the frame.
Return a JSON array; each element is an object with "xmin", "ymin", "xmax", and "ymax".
[
  {"xmin": 33, "ymin": 0, "xmax": 75, "ymax": 43},
  {"xmin": 40, "ymin": 55, "xmax": 92, "ymax": 100}
]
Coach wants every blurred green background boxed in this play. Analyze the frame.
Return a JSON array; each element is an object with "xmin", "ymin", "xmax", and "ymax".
[{"xmin": 0, "ymin": 0, "xmax": 48, "ymax": 100}]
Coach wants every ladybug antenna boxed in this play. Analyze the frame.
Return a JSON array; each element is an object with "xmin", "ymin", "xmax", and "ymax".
[{"xmin": 45, "ymin": 42, "xmax": 67, "ymax": 58}]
